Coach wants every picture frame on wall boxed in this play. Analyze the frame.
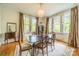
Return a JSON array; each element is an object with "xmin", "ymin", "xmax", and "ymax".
[{"xmin": 7, "ymin": 22, "xmax": 17, "ymax": 32}]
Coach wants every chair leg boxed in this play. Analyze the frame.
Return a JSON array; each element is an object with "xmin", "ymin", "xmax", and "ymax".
[
  {"xmin": 53, "ymin": 40, "xmax": 55, "ymax": 50},
  {"xmin": 30, "ymin": 49, "xmax": 32, "ymax": 56},
  {"xmin": 15, "ymin": 38, "xmax": 16, "ymax": 42},
  {"xmin": 19, "ymin": 51, "xmax": 22, "ymax": 56},
  {"xmin": 7, "ymin": 40, "xmax": 8, "ymax": 44},
  {"xmin": 46, "ymin": 46, "xmax": 48, "ymax": 56},
  {"xmin": 28, "ymin": 50, "xmax": 31, "ymax": 56},
  {"xmin": 42, "ymin": 48, "xmax": 44, "ymax": 56},
  {"xmin": 34, "ymin": 47, "xmax": 37, "ymax": 56},
  {"xmin": 26, "ymin": 50, "xmax": 29, "ymax": 56},
  {"xmin": 51, "ymin": 40, "xmax": 53, "ymax": 51},
  {"xmin": 37, "ymin": 48, "xmax": 39, "ymax": 55}
]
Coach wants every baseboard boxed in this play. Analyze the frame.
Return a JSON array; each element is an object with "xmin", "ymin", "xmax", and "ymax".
[{"xmin": 56, "ymin": 39, "xmax": 68, "ymax": 44}]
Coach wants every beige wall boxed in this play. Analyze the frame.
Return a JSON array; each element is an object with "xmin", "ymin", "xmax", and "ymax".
[
  {"xmin": 56, "ymin": 33, "xmax": 69, "ymax": 43},
  {"xmin": 0, "ymin": 4, "xmax": 19, "ymax": 44}
]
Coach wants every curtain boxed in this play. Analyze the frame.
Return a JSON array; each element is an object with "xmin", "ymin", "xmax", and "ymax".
[
  {"xmin": 36, "ymin": 17, "xmax": 39, "ymax": 35},
  {"xmin": 18, "ymin": 12, "xmax": 24, "ymax": 42},
  {"xmin": 68, "ymin": 6, "xmax": 78, "ymax": 48},
  {"xmin": 45, "ymin": 17, "xmax": 49, "ymax": 34}
]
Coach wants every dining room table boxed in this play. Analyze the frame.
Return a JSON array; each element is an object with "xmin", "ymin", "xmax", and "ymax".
[
  {"xmin": 27, "ymin": 34, "xmax": 43, "ymax": 56},
  {"xmin": 27, "ymin": 33, "xmax": 55, "ymax": 56}
]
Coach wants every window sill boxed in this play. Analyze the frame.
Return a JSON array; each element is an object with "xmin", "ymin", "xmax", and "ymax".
[{"xmin": 55, "ymin": 32, "xmax": 69, "ymax": 35}]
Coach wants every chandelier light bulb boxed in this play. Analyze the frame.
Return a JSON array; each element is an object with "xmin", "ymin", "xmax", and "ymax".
[
  {"xmin": 37, "ymin": 8, "xmax": 44, "ymax": 17},
  {"xmin": 37, "ymin": 3, "xmax": 44, "ymax": 17}
]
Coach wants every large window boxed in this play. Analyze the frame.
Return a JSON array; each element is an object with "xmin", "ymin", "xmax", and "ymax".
[
  {"xmin": 24, "ymin": 15, "xmax": 30, "ymax": 33},
  {"xmin": 24, "ymin": 15, "xmax": 37, "ymax": 33},
  {"xmin": 62, "ymin": 12, "xmax": 70, "ymax": 33},
  {"xmin": 53, "ymin": 16, "xmax": 60, "ymax": 32},
  {"xmin": 50, "ymin": 11, "xmax": 70, "ymax": 33}
]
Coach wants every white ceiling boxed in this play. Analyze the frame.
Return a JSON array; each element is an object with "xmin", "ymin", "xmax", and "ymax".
[{"xmin": 2, "ymin": 3, "xmax": 74, "ymax": 17}]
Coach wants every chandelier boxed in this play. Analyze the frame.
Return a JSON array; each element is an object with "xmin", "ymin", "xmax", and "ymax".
[{"xmin": 37, "ymin": 3, "xmax": 44, "ymax": 17}]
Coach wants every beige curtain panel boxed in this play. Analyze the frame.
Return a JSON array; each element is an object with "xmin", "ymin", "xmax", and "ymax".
[
  {"xmin": 36, "ymin": 17, "xmax": 39, "ymax": 35},
  {"xmin": 18, "ymin": 12, "xmax": 24, "ymax": 42},
  {"xmin": 45, "ymin": 17, "xmax": 49, "ymax": 34},
  {"xmin": 68, "ymin": 6, "xmax": 78, "ymax": 48}
]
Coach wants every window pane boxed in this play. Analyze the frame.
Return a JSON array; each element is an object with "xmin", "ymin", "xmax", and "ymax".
[
  {"xmin": 63, "ymin": 11, "xmax": 70, "ymax": 33},
  {"xmin": 53, "ymin": 16, "xmax": 60, "ymax": 32},
  {"xmin": 24, "ymin": 16, "xmax": 29, "ymax": 24},
  {"xmin": 64, "ymin": 24, "xmax": 70, "ymax": 32},
  {"xmin": 24, "ymin": 15, "xmax": 30, "ymax": 33},
  {"xmin": 24, "ymin": 24, "xmax": 29, "ymax": 33},
  {"xmin": 31, "ymin": 17, "xmax": 36, "ymax": 32},
  {"xmin": 54, "ymin": 24, "xmax": 60, "ymax": 32},
  {"xmin": 48, "ymin": 18, "xmax": 52, "ymax": 33}
]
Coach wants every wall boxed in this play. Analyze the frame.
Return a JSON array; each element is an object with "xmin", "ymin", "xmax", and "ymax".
[
  {"xmin": 56, "ymin": 33, "xmax": 69, "ymax": 43},
  {"xmin": 0, "ymin": 4, "xmax": 19, "ymax": 44}
]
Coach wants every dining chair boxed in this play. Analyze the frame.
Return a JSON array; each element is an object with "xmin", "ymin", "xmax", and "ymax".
[
  {"xmin": 34, "ymin": 35, "xmax": 48, "ymax": 56},
  {"xmin": 48, "ymin": 32, "xmax": 56, "ymax": 51},
  {"xmin": 18, "ymin": 40, "xmax": 32, "ymax": 56}
]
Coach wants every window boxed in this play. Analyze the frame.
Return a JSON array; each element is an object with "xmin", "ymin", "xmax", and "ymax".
[
  {"xmin": 48, "ymin": 18, "xmax": 52, "ymax": 33},
  {"xmin": 24, "ymin": 15, "xmax": 37, "ymax": 33},
  {"xmin": 62, "ymin": 12, "xmax": 70, "ymax": 33},
  {"xmin": 31, "ymin": 17, "xmax": 36, "ymax": 32},
  {"xmin": 51, "ymin": 11, "xmax": 70, "ymax": 33},
  {"xmin": 53, "ymin": 16, "xmax": 60, "ymax": 32},
  {"xmin": 24, "ymin": 15, "xmax": 30, "ymax": 33}
]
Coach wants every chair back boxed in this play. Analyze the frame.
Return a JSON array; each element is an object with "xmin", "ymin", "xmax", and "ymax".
[
  {"xmin": 52, "ymin": 33, "xmax": 56, "ymax": 40},
  {"xmin": 51, "ymin": 32, "xmax": 56, "ymax": 44},
  {"xmin": 32, "ymin": 32, "xmax": 36, "ymax": 35}
]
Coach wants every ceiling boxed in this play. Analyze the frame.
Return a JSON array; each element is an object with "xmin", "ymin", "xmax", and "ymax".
[{"xmin": 2, "ymin": 3, "xmax": 74, "ymax": 17}]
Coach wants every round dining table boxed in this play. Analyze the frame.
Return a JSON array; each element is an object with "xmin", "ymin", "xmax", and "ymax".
[
  {"xmin": 27, "ymin": 33, "xmax": 54, "ymax": 56},
  {"xmin": 28, "ymin": 35, "xmax": 42, "ymax": 56}
]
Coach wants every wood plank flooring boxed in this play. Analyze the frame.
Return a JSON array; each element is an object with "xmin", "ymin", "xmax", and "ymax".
[
  {"xmin": 0, "ymin": 42, "xmax": 17, "ymax": 56},
  {"xmin": 0, "ymin": 41, "xmax": 79, "ymax": 56}
]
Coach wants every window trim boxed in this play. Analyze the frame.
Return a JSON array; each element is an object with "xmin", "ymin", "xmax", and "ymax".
[
  {"xmin": 24, "ymin": 16, "xmax": 37, "ymax": 33},
  {"xmin": 51, "ymin": 10, "xmax": 70, "ymax": 33}
]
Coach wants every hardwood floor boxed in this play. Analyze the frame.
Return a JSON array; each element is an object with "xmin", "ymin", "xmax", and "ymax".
[
  {"xmin": 0, "ymin": 42, "xmax": 17, "ymax": 56},
  {"xmin": 0, "ymin": 40, "xmax": 79, "ymax": 56},
  {"xmin": 72, "ymin": 48, "xmax": 79, "ymax": 56}
]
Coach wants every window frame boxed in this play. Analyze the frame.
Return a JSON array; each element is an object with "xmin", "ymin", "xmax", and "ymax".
[
  {"xmin": 51, "ymin": 10, "xmax": 70, "ymax": 34},
  {"xmin": 53, "ymin": 15, "xmax": 61, "ymax": 33},
  {"xmin": 24, "ymin": 15, "xmax": 37, "ymax": 33}
]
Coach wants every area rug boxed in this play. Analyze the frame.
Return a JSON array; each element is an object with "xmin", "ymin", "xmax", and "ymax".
[{"xmin": 15, "ymin": 43, "xmax": 74, "ymax": 56}]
